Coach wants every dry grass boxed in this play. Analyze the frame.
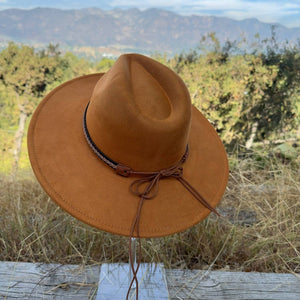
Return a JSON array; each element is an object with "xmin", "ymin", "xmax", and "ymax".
[{"xmin": 0, "ymin": 154, "xmax": 299, "ymax": 274}]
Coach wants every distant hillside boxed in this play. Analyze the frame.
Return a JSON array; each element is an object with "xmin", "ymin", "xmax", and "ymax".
[{"xmin": 0, "ymin": 7, "xmax": 299, "ymax": 55}]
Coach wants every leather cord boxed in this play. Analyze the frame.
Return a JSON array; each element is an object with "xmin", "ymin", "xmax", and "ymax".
[{"xmin": 123, "ymin": 157, "xmax": 220, "ymax": 299}]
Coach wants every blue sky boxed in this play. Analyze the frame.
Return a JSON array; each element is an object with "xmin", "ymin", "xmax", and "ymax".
[{"xmin": 0, "ymin": 0, "xmax": 299, "ymax": 28}]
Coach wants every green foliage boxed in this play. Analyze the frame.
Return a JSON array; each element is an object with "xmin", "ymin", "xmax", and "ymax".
[
  {"xmin": 0, "ymin": 42, "xmax": 73, "ymax": 115},
  {"xmin": 0, "ymin": 36, "xmax": 299, "ymax": 173},
  {"xmin": 95, "ymin": 57, "xmax": 115, "ymax": 72},
  {"xmin": 0, "ymin": 43, "xmax": 94, "ymax": 173},
  {"xmin": 62, "ymin": 52, "xmax": 93, "ymax": 79},
  {"xmin": 156, "ymin": 33, "xmax": 299, "ymax": 150}
]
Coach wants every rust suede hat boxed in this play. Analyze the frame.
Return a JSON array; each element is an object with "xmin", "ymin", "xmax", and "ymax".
[{"xmin": 28, "ymin": 53, "xmax": 229, "ymax": 238}]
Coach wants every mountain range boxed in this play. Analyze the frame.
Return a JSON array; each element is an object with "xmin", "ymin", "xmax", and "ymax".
[{"xmin": 0, "ymin": 7, "xmax": 299, "ymax": 56}]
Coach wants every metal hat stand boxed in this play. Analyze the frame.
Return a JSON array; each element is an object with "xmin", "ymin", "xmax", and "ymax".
[{"xmin": 96, "ymin": 238, "xmax": 169, "ymax": 299}]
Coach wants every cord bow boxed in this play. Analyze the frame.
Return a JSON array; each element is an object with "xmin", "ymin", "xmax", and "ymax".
[{"xmin": 124, "ymin": 160, "xmax": 220, "ymax": 300}]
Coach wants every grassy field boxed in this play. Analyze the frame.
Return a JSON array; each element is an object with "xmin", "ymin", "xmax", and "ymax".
[{"xmin": 0, "ymin": 150, "xmax": 299, "ymax": 274}]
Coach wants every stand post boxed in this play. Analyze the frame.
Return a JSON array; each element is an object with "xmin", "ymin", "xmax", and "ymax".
[
  {"xmin": 129, "ymin": 237, "xmax": 137, "ymax": 289},
  {"xmin": 97, "ymin": 237, "xmax": 169, "ymax": 299}
]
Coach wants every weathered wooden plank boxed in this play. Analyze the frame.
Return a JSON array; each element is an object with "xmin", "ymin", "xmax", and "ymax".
[
  {"xmin": 166, "ymin": 269, "xmax": 300, "ymax": 300},
  {"xmin": 1, "ymin": 262, "xmax": 299, "ymax": 299},
  {"xmin": 0, "ymin": 261, "xmax": 100, "ymax": 299}
]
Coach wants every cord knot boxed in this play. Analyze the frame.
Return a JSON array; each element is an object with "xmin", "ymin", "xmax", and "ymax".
[{"xmin": 129, "ymin": 165, "xmax": 184, "ymax": 200}]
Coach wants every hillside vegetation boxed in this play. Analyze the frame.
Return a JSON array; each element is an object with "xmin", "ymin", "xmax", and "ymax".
[
  {"xmin": 0, "ymin": 35, "xmax": 299, "ymax": 273},
  {"xmin": 1, "ymin": 34, "xmax": 299, "ymax": 174}
]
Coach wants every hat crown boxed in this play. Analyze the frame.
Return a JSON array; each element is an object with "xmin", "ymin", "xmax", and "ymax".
[{"xmin": 86, "ymin": 54, "xmax": 192, "ymax": 171}]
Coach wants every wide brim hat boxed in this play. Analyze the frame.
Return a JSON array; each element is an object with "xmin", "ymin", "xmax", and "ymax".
[{"xmin": 28, "ymin": 54, "xmax": 228, "ymax": 238}]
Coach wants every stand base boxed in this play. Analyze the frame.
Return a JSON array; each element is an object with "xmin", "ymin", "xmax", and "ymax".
[{"xmin": 96, "ymin": 263, "xmax": 169, "ymax": 299}]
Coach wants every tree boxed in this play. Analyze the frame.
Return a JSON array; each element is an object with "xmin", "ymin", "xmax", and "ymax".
[
  {"xmin": 0, "ymin": 43, "xmax": 94, "ymax": 174},
  {"xmin": 62, "ymin": 52, "xmax": 93, "ymax": 79},
  {"xmin": 163, "ymin": 34, "xmax": 299, "ymax": 150},
  {"xmin": 95, "ymin": 57, "xmax": 115, "ymax": 72},
  {"xmin": 258, "ymin": 37, "xmax": 300, "ymax": 141},
  {"xmin": 0, "ymin": 43, "xmax": 65, "ymax": 174},
  {"xmin": 0, "ymin": 43, "xmax": 40, "ymax": 174}
]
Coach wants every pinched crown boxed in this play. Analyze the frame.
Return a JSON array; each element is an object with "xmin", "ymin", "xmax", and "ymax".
[{"xmin": 86, "ymin": 54, "xmax": 192, "ymax": 171}]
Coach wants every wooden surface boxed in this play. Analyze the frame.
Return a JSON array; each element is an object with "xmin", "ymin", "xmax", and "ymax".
[
  {"xmin": 0, "ymin": 262, "xmax": 100, "ymax": 299},
  {"xmin": 166, "ymin": 269, "xmax": 300, "ymax": 300},
  {"xmin": 1, "ymin": 261, "xmax": 299, "ymax": 299}
]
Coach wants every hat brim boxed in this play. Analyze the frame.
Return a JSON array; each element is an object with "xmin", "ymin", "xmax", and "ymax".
[{"xmin": 28, "ymin": 73, "xmax": 229, "ymax": 238}]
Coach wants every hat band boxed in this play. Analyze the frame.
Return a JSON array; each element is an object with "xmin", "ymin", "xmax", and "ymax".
[
  {"xmin": 83, "ymin": 102, "xmax": 220, "ymax": 299},
  {"xmin": 83, "ymin": 102, "xmax": 189, "ymax": 176}
]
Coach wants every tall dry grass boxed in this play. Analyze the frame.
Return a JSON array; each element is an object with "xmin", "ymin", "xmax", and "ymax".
[{"xmin": 0, "ymin": 153, "xmax": 299, "ymax": 274}]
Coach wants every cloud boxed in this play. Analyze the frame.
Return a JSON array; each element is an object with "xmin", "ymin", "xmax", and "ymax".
[
  {"xmin": 111, "ymin": 0, "xmax": 300, "ymax": 27},
  {"xmin": 111, "ymin": 0, "xmax": 299, "ymax": 9},
  {"xmin": 195, "ymin": 1, "xmax": 300, "ymax": 22},
  {"xmin": 111, "ymin": 0, "xmax": 182, "ymax": 7},
  {"xmin": 0, "ymin": 0, "xmax": 299, "ymax": 27},
  {"xmin": 203, "ymin": 1, "xmax": 300, "ymax": 26}
]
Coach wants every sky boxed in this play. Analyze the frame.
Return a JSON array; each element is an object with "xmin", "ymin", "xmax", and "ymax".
[{"xmin": 0, "ymin": 0, "xmax": 299, "ymax": 28}]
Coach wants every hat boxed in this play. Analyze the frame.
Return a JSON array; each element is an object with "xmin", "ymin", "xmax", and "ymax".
[{"xmin": 28, "ymin": 53, "xmax": 228, "ymax": 239}]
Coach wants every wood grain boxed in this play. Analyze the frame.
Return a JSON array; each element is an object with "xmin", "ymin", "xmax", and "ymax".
[{"xmin": 1, "ymin": 262, "xmax": 299, "ymax": 299}]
